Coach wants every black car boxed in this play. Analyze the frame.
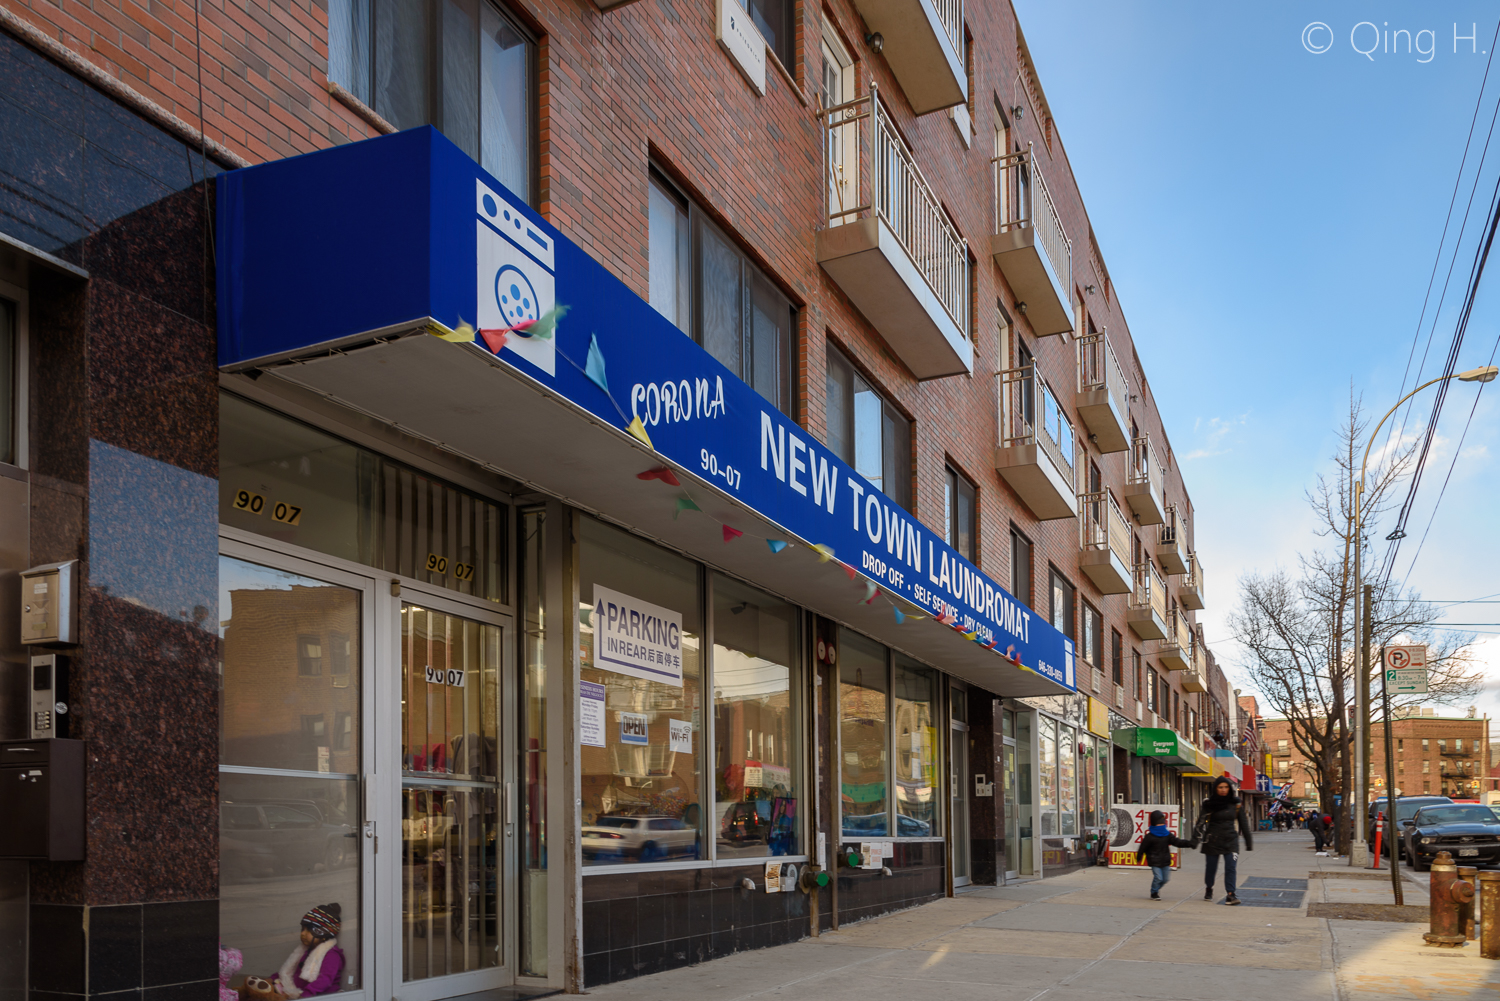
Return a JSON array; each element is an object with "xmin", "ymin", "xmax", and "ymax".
[
  {"xmin": 1402, "ymin": 804, "xmax": 1500, "ymax": 871},
  {"xmin": 1368, "ymin": 795, "xmax": 1453, "ymax": 856}
]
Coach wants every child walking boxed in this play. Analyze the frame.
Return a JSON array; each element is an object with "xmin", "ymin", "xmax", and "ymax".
[{"xmin": 1141, "ymin": 810, "xmax": 1196, "ymax": 900}]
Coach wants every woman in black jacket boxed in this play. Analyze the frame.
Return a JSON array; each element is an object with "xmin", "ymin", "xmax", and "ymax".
[{"xmin": 1197, "ymin": 775, "xmax": 1254, "ymax": 904}]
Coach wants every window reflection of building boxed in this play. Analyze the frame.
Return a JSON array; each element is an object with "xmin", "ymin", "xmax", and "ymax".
[{"xmin": 840, "ymin": 630, "xmax": 889, "ymax": 837}]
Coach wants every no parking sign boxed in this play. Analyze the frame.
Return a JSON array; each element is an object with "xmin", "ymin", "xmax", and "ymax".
[{"xmin": 1384, "ymin": 645, "xmax": 1428, "ymax": 694}]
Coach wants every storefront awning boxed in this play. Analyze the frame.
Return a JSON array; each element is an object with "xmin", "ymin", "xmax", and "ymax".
[
  {"xmin": 1113, "ymin": 727, "xmax": 1197, "ymax": 767},
  {"xmin": 215, "ymin": 127, "xmax": 1076, "ymax": 699}
]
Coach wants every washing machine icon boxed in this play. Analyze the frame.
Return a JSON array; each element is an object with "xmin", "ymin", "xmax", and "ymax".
[{"xmin": 476, "ymin": 179, "xmax": 556, "ymax": 375}]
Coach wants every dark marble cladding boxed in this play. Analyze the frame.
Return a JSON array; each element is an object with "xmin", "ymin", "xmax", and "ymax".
[
  {"xmin": 29, "ymin": 269, "xmax": 90, "ymax": 487},
  {"xmin": 833, "ymin": 840, "xmax": 945, "ymax": 926},
  {"xmin": 29, "ymin": 592, "xmax": 219, "ymax": 906},
  {"xmin": 27, "ymin": 901, "xmax": 217, "ymax": 995},
  {"xmin": 582, "ymin": 863, "xmax": 820, "ymax": 986},
  {"xmin": 0, "ymin": 30, "xmax": 221, "ymax": 281}
]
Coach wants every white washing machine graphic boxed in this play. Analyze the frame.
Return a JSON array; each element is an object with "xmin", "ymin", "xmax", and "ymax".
[{"xmin": 476, "ymin": 178, "xmax": 556, "ymax": 375}]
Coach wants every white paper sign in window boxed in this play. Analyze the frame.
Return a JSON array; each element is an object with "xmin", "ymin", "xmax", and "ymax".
[
  {"xmin": 591, "ymin": 584, "xmax": 684, "ymax": 686},
  {"xmin": 580, "ymin": 680, "xmax": 606, "ymax": 747}
]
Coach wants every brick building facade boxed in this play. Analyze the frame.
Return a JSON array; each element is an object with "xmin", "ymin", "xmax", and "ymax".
[
  {"xmin": 0, "ymin": 0, "xmax": 1232, "ymax": 994},
  {"xmin": 1264, "ymin": 712, "xmax": 1488, "ymax": 805}
]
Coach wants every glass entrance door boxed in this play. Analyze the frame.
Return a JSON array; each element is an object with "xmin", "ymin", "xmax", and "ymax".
[
  {"xmin": 1003, "ymin": 742, "xmax": 1018, "ymax": 878},
  {"xmin": 950, "ymin": 723, "xmax": 970, "ymax": 886},
  {"xmin": 397, "ymin": 597, "xmax": 512, "ymax": 1000}
]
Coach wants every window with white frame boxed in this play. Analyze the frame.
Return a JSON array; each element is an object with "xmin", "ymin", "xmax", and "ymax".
[{"xmin": 821, "ymin": 22, "xmax": 856, "ymax": 225}]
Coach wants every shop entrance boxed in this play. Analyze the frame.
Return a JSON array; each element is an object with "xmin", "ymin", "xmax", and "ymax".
[{"xmin": 950, "ymin": 720, "xmax": 970, "ymax": 887}]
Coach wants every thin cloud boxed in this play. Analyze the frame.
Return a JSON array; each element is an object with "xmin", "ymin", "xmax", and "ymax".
[{"xmin": 1184, "ymin": 413, "xmax": 1248, "ymax": 460}]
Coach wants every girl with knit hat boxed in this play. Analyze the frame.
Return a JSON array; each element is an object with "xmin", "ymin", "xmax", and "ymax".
[{"xmin": 269, "ymin": 903, "xmax": 345, "ymax": 998}]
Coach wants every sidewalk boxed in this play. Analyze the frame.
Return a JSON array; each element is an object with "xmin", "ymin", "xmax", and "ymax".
[{"xmin": 581, "ymin": 832, "xmax": 1500, "ymax": 1001}]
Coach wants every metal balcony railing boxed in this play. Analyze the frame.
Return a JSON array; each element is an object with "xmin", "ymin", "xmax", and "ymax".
[
  {"xmin": 1078, "ymin": 329, "xmax": 1128, "ymax": 417},
  {"xmin": 1129, "ymin": 433, "xmax": 1164, "ymax": 499},
  {"xmin": 993, "ymin": 144, "xmax": 1071, "ymax": 295},
  {"xmin": 1131, "ymin": 562, "xmax": 1167, "ymax": 621},
  {"xmin": 929, "ymin": 0, "xmax": 963, "ymax": 60},
  {"xmin": 998, "ymin": 364, "xmax": 1076, "ymax": 486},
  {"xmin": 1080, "ymin": 489, "xmax": 1131, "ymax": 561},
  {"xmin": 1161, "ymin": 505, "xmax": 1181, "ymax": 548},
  {"xmin": 825, "ymin": 84, "xmax": 969, "ymax": 333},
  {"xmin": 1185, "ymin": 552, "xmax": 1205, "ymax": 592}
]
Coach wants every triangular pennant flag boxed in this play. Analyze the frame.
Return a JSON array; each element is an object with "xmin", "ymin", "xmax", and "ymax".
[
  {"xmin": 626, "ymin": 416, "xmax": 654, "ymax": 449},
  {"xmin": 841, "ymin": 562, "xmax": 856, "ymax": 580},
  {"xmin": 962, "ymin": 631, "xmax": 979, "ymax": 641},
  {"xmin": 674, "ymin": 496, "xmax": 701, "ymax": 520},
  {"xmin": 722, "ymin": 525, "xmax": 743, "ymax": 543},
  {"xmin": 515, "ymin": 304, "xmax": 569, "ymax": 340},
  {"xmin": 637, "ymin": 466, "xmax": 681, "ymax": 486},
  {"xmin": 893, "ymin": 607, "xmax": 906, "ymax": 624},
  {"xmin": 812, "ymin": 544, "xmax": 835, "ymax": 563},
  {"xmin": 434, "ymin": 320, "xmax": 477, "ymax": 343},
  {"xmin": 863, "ymin": 581, "xmax": 878, "ymax": 604},
  {"xmin": 584, "ymin": 333, "xmax": 609, "ymax": 392},
  {"xmin": 767, "ymin": 539, "xmax": 789, "ymax": 554},
  {"xmin": 480, "ymin": 327, "xmax": 510, "ymax": 353}
]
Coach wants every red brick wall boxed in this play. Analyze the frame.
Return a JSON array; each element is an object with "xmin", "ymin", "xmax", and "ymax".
[{"xmin": 1, "ymin": 0, "xmax": 1206, "ymax": 721}]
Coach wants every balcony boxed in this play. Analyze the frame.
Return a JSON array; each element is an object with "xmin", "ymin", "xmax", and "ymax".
[
  {"xmin": 1126, "ymin": 563, "xmax": 1168, "ymax": 640},
  {"xmin": 1075, "ymin": 331, "xmax": 1130, "ymax": 453},
  {"xmin": 847, "ymin": 0, "xmax": 966, "ymax": 113},
  {"xmin": 818, "ymin": 87, "xmax": 971, "ymax": 380},
  {"xmin": 994, "ymin": 365, "xmax": 1077, "ymax": 521},
  {"xmin": 991, "ymin": 146, "xmax": 1072, "ymax": 337},
  {"xmin": 1157, "ymin": 505, "xmax": 1188, "ymax": 575},
  {"xmin": 1159, "ymin": 608, "xmax": 1193, "ymax": 671},
  {"xmin": 1079, "ymin": 490, "xmax": 1132, "ymax": 594},
  {"xmin": 1125, "ymin": 433, "xmax": 1165, "ymax": 526},
  {"xmin": 1179, "ymin": 552, "xmax": 1205, "ymax": 610},
  {"xmin": 1182, "ymin": 669, "xmax": 1206, "ymax": 693}
]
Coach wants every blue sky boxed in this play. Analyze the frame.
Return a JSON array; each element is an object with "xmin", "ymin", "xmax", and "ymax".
[{"xmin": 1012, "ymin": 2, "xmax": 1500, "ymax": 727}]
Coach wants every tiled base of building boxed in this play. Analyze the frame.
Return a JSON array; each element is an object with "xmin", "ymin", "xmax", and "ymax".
[{"xmin": 582, "ymin": 843, "xmax": 945, "ymax": 987}]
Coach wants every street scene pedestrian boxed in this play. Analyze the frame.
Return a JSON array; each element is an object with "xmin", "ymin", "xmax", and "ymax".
[
  {"xmin": 1140, "ymin": 809, "xmax": 1197, "ymax": 899},
  {"xmin": 1197, "ymin": 775, "xmax": 1253, "ymax": 905},
  {"xmin": 1307, "ymin": 810, "xmax": 1327, "ymax": 854}
]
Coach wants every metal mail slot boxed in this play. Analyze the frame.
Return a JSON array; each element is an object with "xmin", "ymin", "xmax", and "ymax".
[{"xmin": 0, "ymin": 738, "xmax": 84, "ymax": 860}]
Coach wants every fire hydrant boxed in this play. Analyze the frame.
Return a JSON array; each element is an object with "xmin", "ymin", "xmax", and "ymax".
[
  {"xmin": 1458, "ymin": 866, "xmax": 1478, "ymax": 940},
  {"xmin": 1424, "ymin": 851, "xmax": 1475, "ymax": 947},
  {"xmin": 1480, "ymin": 871, "xmax": 1500, "ymax": 960}
]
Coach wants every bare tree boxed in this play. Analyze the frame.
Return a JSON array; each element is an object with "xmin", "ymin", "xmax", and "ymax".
[{"xmin": 1231, "ymin": 394, "xmax": 1482, "ymax": 853}]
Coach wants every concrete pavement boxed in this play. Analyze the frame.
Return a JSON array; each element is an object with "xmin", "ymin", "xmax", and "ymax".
[{"xmin": 581, "ymin": 832, "xmax": 1500, "ymax": 1001}]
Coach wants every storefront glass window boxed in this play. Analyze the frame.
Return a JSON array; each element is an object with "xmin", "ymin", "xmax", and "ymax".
[
  {"xmin": 519, "ymin": 507, "xmax": 547, "ymax": 975},
  {"xmin": 219, "ymin": 556, "xmax": 363, "ymax": 991},
  {"xmin": 1081, "ymin": 735, "xmax": 1098, "ymax": 829},
  {"xmin": 839, "ymin": 629, "xmax": 889, "ymax": 837},
  {"xmin": 220, "ymin": 393, "xmax": 508, "ymax": 603},
  {"xmin": 893, "ymin": 656, "xmax": 939, "ymax": 838},
  {"xmin": 1059, "ymin": 724, "xmax": 1078, "ymax": 836},
  {"xmin": 578, "ymin": 517, "xmax": 704, "ymax": 865},
  {"xmin": 1038, "ymin": 715, "xmax": 1057, "ymax": 836},
  {"xmin": 712, "ymin": 574, "xmax": 800, "ymax": 858}
]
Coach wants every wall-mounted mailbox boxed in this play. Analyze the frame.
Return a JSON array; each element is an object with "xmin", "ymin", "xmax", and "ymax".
[
  {"xmin": 21, "ymin": 561, "xmax": 78, "ymax": 646},
  {"xmin": 0, "ymin": 738, "xmax": 84, "ymax": 860}
]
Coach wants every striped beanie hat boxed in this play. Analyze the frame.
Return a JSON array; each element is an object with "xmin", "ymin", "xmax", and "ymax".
[{"xmin": 301, "ymin": 902, "xmax": 342, "ymax": 940}]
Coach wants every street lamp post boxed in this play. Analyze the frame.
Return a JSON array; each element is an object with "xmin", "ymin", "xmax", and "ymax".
[{"xmin": 1348, "ymin": 364, "xmax": 1497, "ymax": 867}]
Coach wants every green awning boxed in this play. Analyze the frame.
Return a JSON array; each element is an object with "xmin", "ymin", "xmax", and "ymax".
[{"xmin": 1112, "ymin": 727, "xmax": 1197, "ymax": 767}]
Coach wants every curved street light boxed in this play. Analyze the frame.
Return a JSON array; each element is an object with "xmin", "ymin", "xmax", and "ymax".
[{"xmin": 1349, "ymin": 364, "xmax": 1497, "ymax": 864}]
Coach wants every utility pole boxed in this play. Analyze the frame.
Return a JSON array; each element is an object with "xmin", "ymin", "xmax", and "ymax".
[{"xmin": 1379, "ymin": 635, "xmax": 1402, "ymax": 904}]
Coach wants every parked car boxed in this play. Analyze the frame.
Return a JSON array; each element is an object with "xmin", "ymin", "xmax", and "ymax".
[
  {"xmin": 1403, "ymin": 803, "xmax": 1500, "ymax": 871},
  {"xmin": 1367, "ymin": 795, "xmax": 1453, "ymax": 856},
  {"xmin": 582, "ymin": 814, "xmax": 698, "ymax": 861},
  {"xmin": 220, "ymin": 798, "xmax": 357, "ymax": 878}
]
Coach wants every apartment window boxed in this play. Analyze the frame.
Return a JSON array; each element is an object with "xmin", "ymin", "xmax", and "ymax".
[
  {"xmin": 1080, "ymin": 602, "xmax": 1102, "ymax": 668},
  {"xmin": 1049, "ymin": 569, "xmax": 1075, "ymax": 641},
  {"xmin": 328, "ymin": 0, "xmax": 536, "ymax": 204},
  {"xmin": 745, "ymin": 0, "xmax": 793, "ymax": 71},
  {"xmin": 297, "ymin": 635, "xmax": 323, "ymax": 677},
  {"xmin": 1422, "ymin": 760, "xmax": 1429, "ymax": 774},
  {"xmin": 649, "ymin": 171, "xmax": 796, "ymax": 415},
  {"xmin": 1010, "ymin": 527, "xmax": 1033, "ymax": 606},
  {"xmin": 0, "ymin": 296, "xmax": 13, "ymax": 466},
  {"xmin": 1132, "ymin": 649, "xmax": 1142, "ymax": 700},
  {"xmin": 1397, "ymin": 738, "xmax": 1404, "ymax": 751},
  {"xmin": 1422, "ymin": 739, "xmax": 1429, "ymax": 751},
  {"xmin": 1171, "ymin": 691, "xmax": 1179, "ymax": 731},
  {"xmin": 827, "ymin": 346, "xmax": 911, "ymax": 508},
  {"xmin": 1438, "ymin": 739, "xmax": 1447, "ymax": 753},
  {"xmin": 1305, "ymin": 782, "xmax": 1314, "ymax": 797},
  {"xmin": 822, "ymin": 24, "xmax": 856, "ymax": 222},
  {"xmin": 1111, "ymin": 629, "xmax": 1123, "ymax": 686},
  {"xmin": 1277, "ymin": 760, "xmax": 1288, "ymax": 775},
  {"xmin": 1423, "ymin": 781, "xmax": 1431, "ymax": 794},
  {"xmin": 301, "ymin": 714, "xmax": 327, "ymax": 741},
  {"xmin": 1278, "ymin": 739, "xmax": 1288, "ymax": 751},
  {"xmin": 1146, "ymin": 669, "xmax": 1157, "ymax": 714},
  {"xmin": 945, "ymin": 466, "xmax": 977, "ymax": 563},
  {"xmin": 1455, "ymin": 738, "xmax": 1464, "ymax": 752}
]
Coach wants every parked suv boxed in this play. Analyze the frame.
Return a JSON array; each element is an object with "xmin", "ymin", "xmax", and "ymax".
[{"xmin": 582, "ymin": 814, "xmax": 698, "ymax": 861}]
